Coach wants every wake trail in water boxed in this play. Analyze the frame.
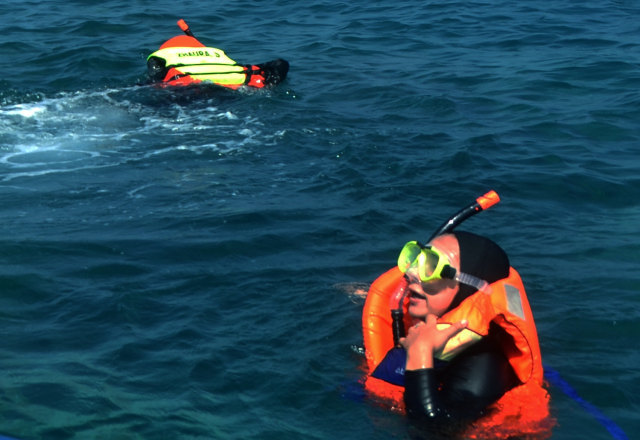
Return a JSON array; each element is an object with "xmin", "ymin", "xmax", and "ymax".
[{"xmin": 0, "ymin": 86, "xmax": 273, "ymax": 182}]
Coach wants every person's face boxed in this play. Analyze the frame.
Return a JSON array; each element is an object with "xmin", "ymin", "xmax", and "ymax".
[
  {"xmin": 407, "ymin": 277, "xmax": 459, "ymax": 319},
  {"xmin": 407, "ymin": 235, "xmax": 460, "ymax": 319}
]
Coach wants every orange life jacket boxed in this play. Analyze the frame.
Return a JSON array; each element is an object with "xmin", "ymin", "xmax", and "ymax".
[{"xmin": 362, "ymin": 266, "xmax": 555, "ymax": 438}]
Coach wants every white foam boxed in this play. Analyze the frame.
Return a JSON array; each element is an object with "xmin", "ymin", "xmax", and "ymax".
[
  {"xmin": 4, "ymin": 104, "xmax": 46, "ymax": 118},
  {"xmin": 1, "ymin": 87, "xmax": 269, "ymax": 181}
]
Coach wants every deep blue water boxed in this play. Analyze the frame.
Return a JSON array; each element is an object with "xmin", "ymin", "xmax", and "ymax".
[{"xmin": 1, "ymin": 1, "xmax": 639, "ymax": 439}]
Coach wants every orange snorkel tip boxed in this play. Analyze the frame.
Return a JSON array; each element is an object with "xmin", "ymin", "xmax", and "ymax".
[
  {"xmin": 177, "ymin": 19, "xmax": 195, "ymax": 37},
  {"xmin": 476, "ymin": 190, "xmax": 500, "ymax": 211},
  {"xmin": 177, "ymin": 19, "xmax": 189, "ymax": 32}
]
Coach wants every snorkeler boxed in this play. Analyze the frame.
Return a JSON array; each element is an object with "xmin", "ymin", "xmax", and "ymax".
[
  {"xmin": 147, "ymin": 19, "xmax": 289, "ymax": 89},
  {"xmin": 362, "ymin": 192, "xmax": 551, "ymax": 437}
]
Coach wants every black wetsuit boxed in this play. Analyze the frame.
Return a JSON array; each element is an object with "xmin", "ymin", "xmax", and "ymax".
[{"xmin": 372, "ymin": 323, "xmax": 519, "ymax": 436}]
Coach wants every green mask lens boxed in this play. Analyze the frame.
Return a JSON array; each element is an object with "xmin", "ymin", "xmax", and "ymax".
[
  {"xmin": 397, "ymin": 241, "xmax": 422, "ymax": 272},
  {"xmin": 397, "ymin": 241, "xmax": 451, "ymax": 282}
]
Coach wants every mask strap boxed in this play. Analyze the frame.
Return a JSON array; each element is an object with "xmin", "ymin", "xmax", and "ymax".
[{"xmin": 455, "ymin": 272, "xmax": 491, "ymax": 294}]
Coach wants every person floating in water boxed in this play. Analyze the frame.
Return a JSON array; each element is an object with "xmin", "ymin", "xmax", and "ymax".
[
  {"xmin": 147, "ymin": 19, "xmax": 289, "ymax": 89},
  {"xmin": 362, "ymin": 192, "xmax": 552, "ymax": 438}
]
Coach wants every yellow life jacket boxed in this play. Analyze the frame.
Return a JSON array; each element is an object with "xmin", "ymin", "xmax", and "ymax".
[{"xmin": 147, "ymin": 46, "xmax": 247, "ymax": 86}]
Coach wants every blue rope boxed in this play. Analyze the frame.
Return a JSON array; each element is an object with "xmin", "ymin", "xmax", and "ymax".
[
  {"xmin": 544, "ymin": 366, "xmax": 628, "ymax": 440},
  {"xmin": 345, "ymin": 365, "xmax": 629, "ymax": 439}
]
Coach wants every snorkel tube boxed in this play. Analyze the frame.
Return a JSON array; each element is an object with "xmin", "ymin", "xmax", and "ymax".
[
  {"xmin": 427, "ymin": 190, "xmax": 500, "ymax": 242},
  {"xmin": 389, "ymin": 190, "xmax": 501, "ymax": 347}
]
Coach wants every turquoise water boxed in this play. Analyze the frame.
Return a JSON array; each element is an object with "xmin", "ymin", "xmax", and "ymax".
[{"xmin": 1, "ymin": 1, "xmax": 639, "ymax": 439}]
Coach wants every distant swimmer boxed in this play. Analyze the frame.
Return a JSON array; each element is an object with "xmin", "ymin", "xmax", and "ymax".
[
  {"xmin": 147, "ymin": 19, "xmax": 289, "ymax": 90},
  {"xmin": 362, "ymin": 191, "xmax": 554, "ymax": 439}
]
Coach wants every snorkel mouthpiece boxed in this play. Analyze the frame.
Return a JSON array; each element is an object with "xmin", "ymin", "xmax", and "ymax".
[
  {"xmin": 389, "ymin": 278, "xmax": 408, "ymax": 347},
  {"xmin": 389, "ymin": 277, "xmax": 409, "ymax": 311}
]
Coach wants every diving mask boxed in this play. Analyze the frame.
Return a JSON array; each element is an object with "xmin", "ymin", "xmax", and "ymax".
[{"xmin": 397, "ymin": 241, "xmax": 490, "ymax": 293}]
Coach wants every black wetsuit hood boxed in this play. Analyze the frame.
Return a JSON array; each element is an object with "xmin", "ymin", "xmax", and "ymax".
[{"xmin": 447, "ymin": 231, "xmax": 510, "ymax": 312}]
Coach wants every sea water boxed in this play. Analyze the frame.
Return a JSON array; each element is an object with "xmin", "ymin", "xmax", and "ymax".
[{"xmin": 1, "ymin": 1, "xmax": 638, "ymax": 439}]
